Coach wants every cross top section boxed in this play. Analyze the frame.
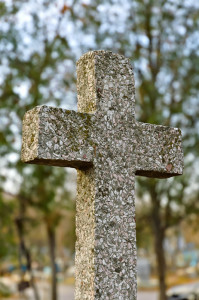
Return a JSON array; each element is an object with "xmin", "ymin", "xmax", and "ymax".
[
  {"xmin": 21, "ymin": 50, "xmax": 183, "ymax": 300},
  {"xmin": 77, "ymin": 51, "xmax": 135, "ymax": 116}
]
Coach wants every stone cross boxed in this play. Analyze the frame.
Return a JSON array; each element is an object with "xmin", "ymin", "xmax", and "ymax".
[{"xmin": 21, "ymin": 51, "xmax": 183, "ymax": 299}]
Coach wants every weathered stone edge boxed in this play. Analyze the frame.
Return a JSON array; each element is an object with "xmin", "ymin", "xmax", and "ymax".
[{"xmin": 21, "ymin": 106, "xmax": 41, "ymax": 163}]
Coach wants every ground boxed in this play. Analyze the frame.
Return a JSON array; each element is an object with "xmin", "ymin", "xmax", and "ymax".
[{"xmin": 58, "ymin": 286, "xmax": 158, "ymax": 300}]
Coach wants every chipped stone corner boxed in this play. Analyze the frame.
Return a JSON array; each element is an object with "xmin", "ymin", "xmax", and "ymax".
[{"xmin": 21, "ymin": 106, "xmax": 42, "ymax": 163}]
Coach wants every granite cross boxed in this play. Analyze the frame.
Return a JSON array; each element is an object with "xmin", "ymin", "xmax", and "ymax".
[{"xmin": 21, "ymin": 51, "xmax": 183, "ymax": 300}]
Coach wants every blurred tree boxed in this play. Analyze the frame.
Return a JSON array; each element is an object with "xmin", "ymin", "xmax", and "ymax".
[
  {"xmin": 14, "ymin": 193, "xmax": 40, "ymax": 300},
  {"xmin": 20, "ymin": 166, "xmax": 74, "ymax": 300},
  {"xmin": 0, "ymin": 1, "xmax": 76, "ymax": 300},
  {"xmin": 130, "ymin": 2, "xmax": 199, "ymax": 299}
]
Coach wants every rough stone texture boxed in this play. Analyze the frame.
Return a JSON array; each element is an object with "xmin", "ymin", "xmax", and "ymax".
[
  {"xmin": 21, "ymin": 50, "xmax": 184, "ymax": 300},
  {"xmin": 136, "ymin": 122, "xmax": 183, "ymax": 178},
  {"xmin": 21, "ymin": 106, "xmax": 94, "ymax": 169}
]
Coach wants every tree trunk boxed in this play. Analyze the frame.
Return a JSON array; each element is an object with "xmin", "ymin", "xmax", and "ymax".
[
  {"xmin": 47, "ymin": 225, "xmax": 57, "ymax": 300},
  {"xmin": 150, "ymin": 181, "xmax": 167, "ymax": 300},
  {"xmin": 154, "ymin": 224, "xmax": 167, "ymax": 300},
  {"xmin": 15, "ymin": 216, "xmax": 40, "ymax": 300}
]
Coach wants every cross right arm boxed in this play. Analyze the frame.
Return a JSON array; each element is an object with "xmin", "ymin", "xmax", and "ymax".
[{"xmin": 135, "ymin": 121, "xmax": 183, "ymax": 178}]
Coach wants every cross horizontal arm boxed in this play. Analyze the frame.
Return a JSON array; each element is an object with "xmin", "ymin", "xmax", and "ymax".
[
  {"xmin": 135, "ymin": 122, "xmax": 183, "ymax": 178},
  {"xmin": 21, "ymin": 105, "xmax": 94, "ymax": 169}
]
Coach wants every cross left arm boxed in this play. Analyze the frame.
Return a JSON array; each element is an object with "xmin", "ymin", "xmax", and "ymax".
[
  {"xmin": 135, "ymin": 121, "xmax": 184, "ymax": 178},
  {"xmin": 21, "ymin": 105, "xmax": 94, "ymax": 169}
]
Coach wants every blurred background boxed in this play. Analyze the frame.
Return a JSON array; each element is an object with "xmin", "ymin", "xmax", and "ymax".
[{"xmin": 0, "ymin": 0, "xmax": 199, "ymax": 300}]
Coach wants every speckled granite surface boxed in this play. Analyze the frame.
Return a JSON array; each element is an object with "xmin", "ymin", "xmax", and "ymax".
[{"xmin": 21, "ymin": 51, "xmax": 183, "ymax": 300}]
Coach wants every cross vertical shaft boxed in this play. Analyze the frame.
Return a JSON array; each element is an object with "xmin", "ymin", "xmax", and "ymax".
[{"xmin": 75, "ymin": 51, "xmax": 137, "ymax": 299}]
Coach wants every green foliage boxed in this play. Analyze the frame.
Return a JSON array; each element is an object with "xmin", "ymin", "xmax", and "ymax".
[
  {"xmin": 0, "ymin": 193, "xmax": 17, "ymax": 261},
  {"xmin": 20, "ymin": 165, "xmax": 74, "ymax": 226}
]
